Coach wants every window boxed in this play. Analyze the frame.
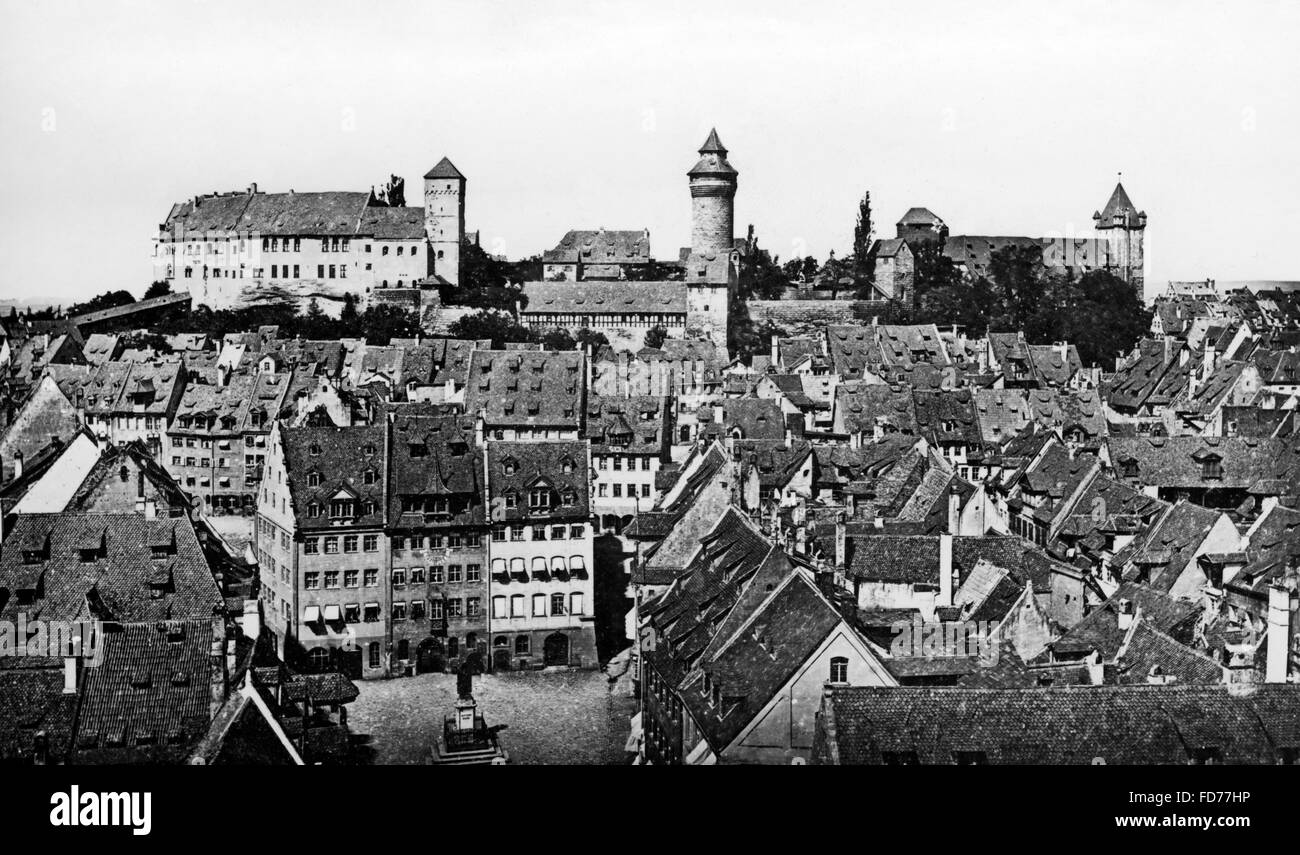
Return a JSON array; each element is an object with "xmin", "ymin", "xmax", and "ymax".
[
  {"xmin": 392, "ymin": 568, "xmax": 407, "ymax": 586},
  {"xmin": 344, "ymin": 604, "xmax": 360, "ymax": 623},
  {"xmin": 447, "ymin": 565, "xmax": 463, "ymax": 583},
  {"xmin": 466, "ymin": 564, "xmax": 481, "ymax": 583},
  {"xmin": 323, "ymin": 537, "xmax": 338, "ymax": 554},
  {"xmin": 304, "ymin": 538, "xmax": 319, "ymax": 555},
  {"xmin": 529, "ymin": 487, "xmax": 551, "ymax": 510},
  {"xmin": 532, "ymin": 594, "xmax": 547, "ymax": 617},
  {"xmin": 570, "ymin": 525, "xmax": 586, "ymax": 539},
  {"xmin": 1202, "ymin": 457, "xmax": 1223, "ymax": 480},
  {"xmin": 515, "ymin": 635, "xmax": 530, "ymax": 654},
  {"xmin": 467, "ymin": 597, "xmax": 481, "ymax": 618},
  {"xmin": 492, "ymin": 596, "xmax": 507, "ymax": 619},
  {"xmin": 368, "ymin": 642, "xmax": 380, "ymax": 669},
  {"xmin": 364, "ymin": 603, "xmax": 380, "ymax": 622},
  {"xmin": 363, "ymin": 534, "xmax": 378, "ymax": 552},
  {"xmin": 447, "ymin": 598, "xmax": 463, "ymax": 618},
  {"xmin": 511, "ymin": 595, "xmax": 525, "ymax": 617},
  {"xmin": 429, "ymin": 599, "xmax": 445, "ymax": 620},
  {"xmin": 551, "ymin": 593, "xmax": 566, "ymax": 615},
  {"xmin": 411, "ymin": 600, "xmax": 426, "ymax": 620},
  {"xmin": 492, "ymin": 527, "xmax": 506, "ymax": 543},
  {"xmin": 344, "ymin": 569, "xmax": 359, "ymax": 588},
  {"xmin": 830, "ymin": 656, "xmax": 849, "ymax": 683},
  {"xmin": 510, "ymin": 525, "xmax": 525, "ymax": 542},
  {"xmin": 343, "ymin": 535, "xmax": 358, "ymax": 553},
  {"xmin": 304, "ymin": 572, "xmax": 320, "ymax": 590},
  {"xmin": 570, "ymin": 593, "xmax": 584, "ymax": 615},
  {"xmin": 429, "ymin": 564, "xmax": 444, "ymax": 583},
  {"xmin": 410, "ymin": 567, "xmax": 425, "ymax": 584},
  {"xmin": 363, "ymin": 568, "xmax": 378, "ymax": 587},
  {"xmin": 323, "ymin": 571, "xmax": 339, "ymax": 589},
  {"xmin": 392, "ymin": 601, "xmax": 407, "ymax": 621}
]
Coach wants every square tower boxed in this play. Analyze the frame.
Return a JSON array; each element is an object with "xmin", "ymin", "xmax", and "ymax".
[{"xmin": 424, "ymin": 157, "xmax": 466, "ymax": 286}]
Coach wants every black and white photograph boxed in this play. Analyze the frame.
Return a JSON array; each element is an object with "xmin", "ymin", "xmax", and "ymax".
[{"xmin": 0, "ymin": 0, "xmax": 1296, "ymax": 838}]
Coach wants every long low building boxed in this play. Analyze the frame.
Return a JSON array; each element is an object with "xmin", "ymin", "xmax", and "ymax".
[{"xmin": 519, "ymin": 281, "xmax": 688, "ymax": 350}]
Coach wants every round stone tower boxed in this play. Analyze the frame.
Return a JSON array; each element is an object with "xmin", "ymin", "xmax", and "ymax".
[{"xmin": 688, "ymin": 128, "xmax": 738, "ymax": 255}]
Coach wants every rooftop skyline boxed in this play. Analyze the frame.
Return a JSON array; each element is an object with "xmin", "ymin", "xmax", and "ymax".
[{"xmin": 1, "ymin": 0, "xmax": 1298, "ymax": 305}]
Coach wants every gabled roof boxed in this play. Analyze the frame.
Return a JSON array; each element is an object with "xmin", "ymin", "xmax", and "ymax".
[{"xmin": 1095, "ymin": 181, "xmax": 1145, "ymax": 228}]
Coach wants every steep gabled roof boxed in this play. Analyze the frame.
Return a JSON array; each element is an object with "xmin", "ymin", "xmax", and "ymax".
[{"xmin": 423, "ymin": 157, "xmax": 465, "ymax": 180}]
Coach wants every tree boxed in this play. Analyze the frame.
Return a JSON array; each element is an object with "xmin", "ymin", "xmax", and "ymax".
[
  {"xmin": 447, "ymin": 310, "xmax": 535, "ymax": 349},
  {"xmin": 67, "ymin": 289, "xmax": 135, "ymax": 317},
  {"xmin": 736, "ymin": 235, "xmax": 789, "ymax": 301},
  {"xmin": 539, "ymin": 328, "xmax": 576, "ymax": 351},
  {"xmin": 143, "ymin": 280, "xmax": 172, "ymax": 300},
  {"xmin": 575, "ymin": 328, "xmax": 609, "ymax": 350},
  {"xmin": 988, "ymin": 244, "xmax": 1046, "ymax": 330},
  {"xmin": 339, "ymin": 292, "xmax": 360, "ymax": 335},
  {"xmin": 359, "ymin": 303, "xmax": 421, "ymax": 345},
  {"xmin": 644, "ymin": 325, "xmax": 669, "ymax": 349},
  {"xmin": 852, "ymin": 191, "xmax": 876, "ymax": 296}
]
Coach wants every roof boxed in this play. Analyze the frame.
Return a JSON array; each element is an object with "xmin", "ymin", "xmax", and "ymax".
[
  {"xmin": 1108, "ymin": 435, "xmax": 1296, "ymax": 492},
  {"xmin": 814, "ymin": 684, "xmax": 1300, "ymax": 765},
  {"xmin": 387, "ymin": 413, "xmax": 484, "ymax": 528},
  {"xmin": 464, "ymin": 349, "xmax": 584, "ymax": 429},
  {"xmin": 897, "ymin": 207, "xmax": 944, "ymax": 227},
  {"xmin": 1046, "ymin": 581, "xmax": 1198, "ymax": 660},
  {"xmin": 280, "ymin": 424, "xmax": 387, "ymax": 531},
  {"xmin": 73, "ymin": 619, "xmax": 217, "ymax": 762},
  {"xmin": 847, "ymin": 534, "xmax": 1068, "ymax": 589},
  {"xmin": 424, "ymin": 157, "xmax": 465, "ymax": 180},
  {"xmin": 584, "ymin": 395, "xmax": 667, "ymax": 454},
  {"xmin": 520, "ymin": 281, "xmax": 685, "ymax": 315},
  {"xmin": 1095, "ymin": 181, "xmax": 1145, "ymax": 228},
  {"xmin": 688, "ymin": 129, "xmax": 738, "ymax": 179},
  {"xmin": 485, "ymin": 440, "xmax": 590, "ymax": 522},
  {"xmin": 542, "ymin": 229, "xmax": 651, "ymax": 266},
  {"xmin": 0, "ymin": 513, "xmax": 224, "ymax": 624}
]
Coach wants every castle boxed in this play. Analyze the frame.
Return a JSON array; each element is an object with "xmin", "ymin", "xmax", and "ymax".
[
  {"xmin": 153, "ymin": 157, "xmax": 468, "ymax": 313},
  {"xmin": 520, "ymin": 129, "xmax": 738, "ymax": 352},
  {"xmin": 870, "ymin": 181, "xmax": 1147, "ymax": 303}
]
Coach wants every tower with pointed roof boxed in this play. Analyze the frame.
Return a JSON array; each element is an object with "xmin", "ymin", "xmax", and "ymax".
[
  {"xmin": 1093, "ymin": 180, "xmax": 1146, "ymax": 299},
  {"xmin": 424, "ymin": 156, "xmax": 466, "ymax": 286},
  {"xmin": 688, "ymin": 129, "xmax": 738, "ymax": 256}
]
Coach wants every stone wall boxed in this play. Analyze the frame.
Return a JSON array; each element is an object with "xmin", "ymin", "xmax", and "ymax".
[{"xmin": 747, "ymin": 300, "xmax": 887, "ymax": 337}]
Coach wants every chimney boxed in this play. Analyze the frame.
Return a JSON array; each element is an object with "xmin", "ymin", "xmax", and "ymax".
[
  {"xmin": 1266, "ymin": 585, "xmax": 1292, "ymax": 684},
  {"xmin": 474, "ymin": 410, "xmax": 485, "ymax": 447},
  {"xmin": 242, "ymin": 598, "xmax": 262, "ymax": 644},
  {"xmin": 1203, "ymin": 344, "xmax": 1217, "ymax": 375},
  {"xmin": 62, "ymin": 656, "xmax": 79, "ymax": 694},
  {"xmin": 770, "ymin": 334, "xmax": 780, "ymax": 366},
  {"xmin": 1085, "ymin": 650, "xmax": 1104, "ymax": 686},
  {"xmin": 784, "ymin": 428, "xmax": 793, "ymax": 449},
  {"xmin": 947, "ymin": 485, "xmax": 961, "ymax": 535},
  {"xmin": 247, "ymin": 182, "xmax": 258, "ymax": 194},
  {"xmin": 1116, "ymin": 598, "xmax": 1135, "ymax": 631},
  {"xmin": 1057, "ymin": 341, "xmax": 1068, "ymax": 363},
  {"xmin": 713, "ymin": 404, "xmax": 725, "ymax": 424},
  {"xmin": 938, "ymin": 533, "xmax": 954, "ymax": 607},
  {"xmin": 12, "ymin": 450, "xmax": 22, "ymax": 479},
  {"xmin": 849, "ymin": 430, "xmax": 862, "ymax": 450},
  {"xmin": 834, "ymin": 513, "xmax": 846, "ymax": 568},
  {"xmin": 144, "ymin": 499, "xmax": 157, "ymax": 519}
]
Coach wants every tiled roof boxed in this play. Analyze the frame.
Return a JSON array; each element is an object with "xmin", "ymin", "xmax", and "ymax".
[
  {"xmin": 0, "ymin": 513, "xmax": 223, "ymax": 623},
  {"xmin": 542, "ymin": 229, "xmax": 651, "ymax": 265},
  {"xmin": 835, "ymin": 383, "xmax": 917, "ymax": 436},
  {"xmin": 520, "ymin": 281, "xmax": 685, "ymax": 314},
  {"xmin": 1108, "ymin": 436, "xmax": 1294, "ymax": 491},
  {"xmin": 387, "ymin": 413, "xmax": 483, "ymax": 528},
  {"xmin": 847, "ymin": 534, "xmax": 1065, "ymax": 589},
  {"xmin": 424, "ymin": 157, "xmax": 465, "ymax": 180},
  {"xmin": 814, "ymin": 684, "xmax": 1300, "ymax": 765},
  {"xmin": 464, "ymin": 349, "xmax": 584, "ymax": 429},
  {"xmin": 280, "ymin": 424, "xmax": 387, "ymax": 531},
  {"xmin": 73, "ymin": 619, "xmax": 217, "ymax": 762},
  {"xmin": 1113, "ymin": 618, "xmax": 1228, "ymax": 686},
  {"xmin": 485, "ymin": 440, "xmax": 590, "ymax": 522},
  {"xmin": 584, "ymin": 395, "xmax": 667, "ymax": 453},
  {"xmin": 0, "ymin": 669, "xmax": 80, "ymax": 763}
]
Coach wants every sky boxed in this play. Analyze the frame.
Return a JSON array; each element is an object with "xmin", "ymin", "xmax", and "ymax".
[{"xmin": 1, "ymin": 0, "xmax": 1297, "ymax": 306}]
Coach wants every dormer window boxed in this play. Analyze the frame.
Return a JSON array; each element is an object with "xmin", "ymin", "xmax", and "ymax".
[
  {"xmin": 409, "ymin": 443, "xmax": 427, "ymax": 458},
  {"xmin": 1201, "ymin": 456, "xmax": 1222, "ymax": 480},
  {"xmin": 502, "ymin": 457, "xmax": 517, "ymax": 476},
  {"xmin": 307, "ymin": 472, "xmax": 321, "ymax": 487},
  {"xmin": 330, "ymin": 499, "xmax": 354, "ymax": 518},
  {"xmin": 504, "ymin": 491, "xmax": 518, "ymax": 510},
  {"xmin": 363, "ymin": 469, "xmax": 377, "ymax": 485},
  {"xmin": 529, "ymin": 487, "xmax": 551, "ymax": 511},
  {"xmin": 560, "ymin": 457, "xmax": 574, "ymax": 474},
  {"xmin": 561, "ymin": 488, "xmax": 577, "ymax": 506},
  {"xmin": 309, "ymin": 443, "xmax": 322, "ymax": 456}
]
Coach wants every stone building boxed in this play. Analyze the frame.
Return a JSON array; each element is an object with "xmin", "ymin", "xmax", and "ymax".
[
  {"xmin": 870, "ymin": 182, "xmax": 1147, "ymax": 301},
  {"xmin": 154, "ymin": 157, "xmax": 467, "ymax": 312}
]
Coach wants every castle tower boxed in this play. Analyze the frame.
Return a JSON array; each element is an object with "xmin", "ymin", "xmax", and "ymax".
[
  {"xmin": 688, "ymin": 128, "xmax": 738, "ymax": 255},
  {"xmin": 1093, "ymin": 180, "xmax": 1146, "ymax": 299},
  {"xmin": 424, "ymin": 157, "xmax": 465, "ymax": 286}
]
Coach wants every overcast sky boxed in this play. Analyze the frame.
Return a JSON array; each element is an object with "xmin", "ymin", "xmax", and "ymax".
[{"xmin": 1, "ymin": 0, "xmax": 1297, "ymax": 305}]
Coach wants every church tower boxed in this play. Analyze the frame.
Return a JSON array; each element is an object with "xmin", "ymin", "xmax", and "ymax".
[
  {"xmin": 424, "ymin": 157, "xmax": 465, "ymax": 286},
  {"xmin": 688, "ymin": 129, "xmax": 738, "ymax": 254},
  {"xmin": 1093, "ymin": 180, "xmax": 1146, "ymax": 300}
]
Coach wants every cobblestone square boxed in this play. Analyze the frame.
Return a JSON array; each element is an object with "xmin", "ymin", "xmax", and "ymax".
[{"xmin": 347, "ymin": 663, "xmax": 637, "ymax": 765}]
